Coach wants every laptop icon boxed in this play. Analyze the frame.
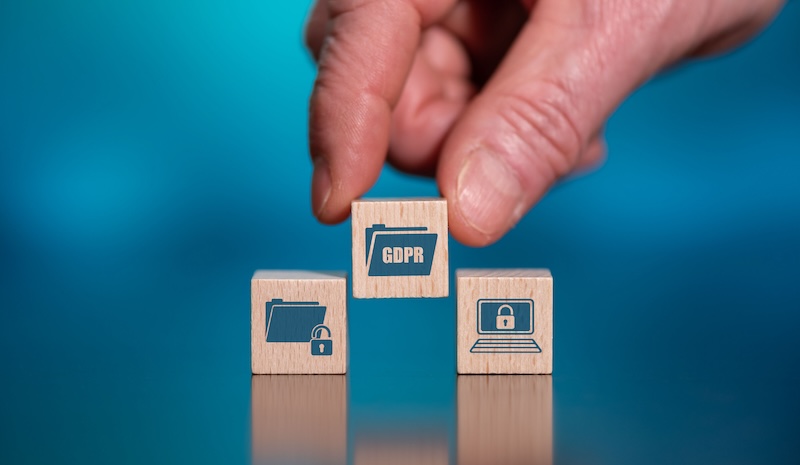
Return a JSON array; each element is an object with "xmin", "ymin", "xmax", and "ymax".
[{"xmin": 470, "ymin": 299, "xmax": 541, "ymax": 354}]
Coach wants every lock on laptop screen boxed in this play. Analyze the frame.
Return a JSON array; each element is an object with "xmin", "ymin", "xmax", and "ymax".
[{"xmin": 477, "ymin": 299, "xmax": 534, "ymax": 334}]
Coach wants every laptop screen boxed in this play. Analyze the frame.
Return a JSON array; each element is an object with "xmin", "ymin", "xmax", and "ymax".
[{"xmin": 477, "ymin": 299, "xmax": 534, "ymax": 334}]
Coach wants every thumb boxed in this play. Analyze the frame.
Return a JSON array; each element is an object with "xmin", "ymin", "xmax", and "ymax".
[{"xmin": 437, "ymin": 2, "xmax": 682, "ymax": 246}]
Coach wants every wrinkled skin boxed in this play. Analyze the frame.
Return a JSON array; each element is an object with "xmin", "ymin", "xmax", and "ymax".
[{"xmin": 304, "ymin": 0, "xmax": 784, "ymax": 246}]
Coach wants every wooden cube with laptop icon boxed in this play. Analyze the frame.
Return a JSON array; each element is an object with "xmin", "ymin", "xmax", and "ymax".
[{"xmin": 457, "ymin": 269, "xmax": 553, "ymax": 374}]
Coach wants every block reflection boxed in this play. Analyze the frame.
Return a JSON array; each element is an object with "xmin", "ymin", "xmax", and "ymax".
[
  {"xmin": 457, "ymin": 375, "xmax": 553, "ymax": 465},
  {"xmin": 354, "ymin": 431, "xmax": 449, "ymax": 465},
  {"xmin": 251, "ymin": 375, "xmax": 347, "ymax": 465}
]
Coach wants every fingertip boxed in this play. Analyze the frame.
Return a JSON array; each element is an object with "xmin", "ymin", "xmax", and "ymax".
[
  {"xmin": 315, "ymin": 199, "xmax": 351, "ymax": 225},
  {"xmin": 447, "ymin": 205, "xmax": 502, "ymax": 247},
  {"xmin": 307, "ymin": 0, "xmax": 440, "ymax": 226},
  {"xmin": 439, "ymin": 147, "xmax": 525, "ymax": 247},
  {"xmin": 572, "ymin": 136, "xmax": 607, "ymax": 175},
  {"xmin": 311, "ymin": 156, "xmax": 332, "ymax": 219},
  {"xmin": 311, "ymin": 156, "xmax": 365, "ymax": 225}
]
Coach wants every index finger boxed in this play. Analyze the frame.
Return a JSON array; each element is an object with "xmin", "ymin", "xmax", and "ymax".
[{"xmin": 308, "ymin": 0, "xmax": 456, "ymax": 222}]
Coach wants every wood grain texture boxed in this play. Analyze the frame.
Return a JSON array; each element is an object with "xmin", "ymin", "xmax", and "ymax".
[
  {"xmin": 457, "ymin": 375, "xmax": 552, "ymax": 464},
  {"xmin": 251, "ymin": 270, "xmax": 347, "ymax": 374},
  {"xmin": 251, "ymin": 375, "xmax": 347, "ymax": 464},
  {"xmin": 456, "ymin": 269, "xmax": 553, "ymax": 374},
  {"xmin": 351, "ymin": 198, "xmax": 449, "ymax": 298}
]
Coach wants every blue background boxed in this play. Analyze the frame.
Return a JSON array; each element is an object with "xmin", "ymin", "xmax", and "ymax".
[{"xmin": 1, "ymin": 1, "xmax": 798, "ymax": 463}]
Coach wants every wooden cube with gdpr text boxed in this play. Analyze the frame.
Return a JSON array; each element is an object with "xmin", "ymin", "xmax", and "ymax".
[
  {"xmin": 251, "ymin": 270, "xmax": 347, "ymax": 374},
  {"xmin": 457, "ymin": 269, "xmax": 553, "ymax": 374},
  {"xmin": 351, "ymin": 198, "xmax": 448, "ymax": 298}
]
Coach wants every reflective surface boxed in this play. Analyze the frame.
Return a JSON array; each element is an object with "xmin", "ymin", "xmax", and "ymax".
[
  {"xmin": 252, "ymin": 376, "xmax": 347, "ymax": 465},
  {"xmin": 246, "ymin": 372, "xmax": 798, "ymax": 464},
  {"xmin": 250, "ymin": 375, "xmax": 553, "ymax": 465},
  {"xmin": 457, "ymin": 376, "xmax": 552, "ymax": 465},
  {"xmin": 353, "ymin": 430, "xmax": 449, "ymax": 465},
  {"xmin": 2, "ymin": 1, "xmax": 799, "ymax": 464}
]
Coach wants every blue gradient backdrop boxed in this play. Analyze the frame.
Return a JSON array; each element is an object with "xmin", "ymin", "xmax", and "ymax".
[{"xmin": 1, "ymin": 1, "xmax": 799, "ymax": 464}]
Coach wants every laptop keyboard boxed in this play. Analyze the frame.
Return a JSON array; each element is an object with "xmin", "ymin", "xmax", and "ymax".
[{"xmin": 470, "ymin": 339, "xmax": 542, "ymax": 354}]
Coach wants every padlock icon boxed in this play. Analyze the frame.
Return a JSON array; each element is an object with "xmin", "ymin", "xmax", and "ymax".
[
  {"xmin": 495, "ymin": 304, "xmax": 515, "ymax": 330},
  {"xmin": 310, "ymin": 324, "xmax": 333, "ymax": 356}
]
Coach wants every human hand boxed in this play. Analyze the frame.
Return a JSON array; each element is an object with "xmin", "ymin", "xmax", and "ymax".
[{"xmin": 304, "ymin": 0, "xmax": 783, "ymax": 246}]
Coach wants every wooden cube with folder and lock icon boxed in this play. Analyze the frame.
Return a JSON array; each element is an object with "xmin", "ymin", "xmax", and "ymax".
[{"xmin": 251, "ymin": 270, "xmax": 347, "ymax": 374}]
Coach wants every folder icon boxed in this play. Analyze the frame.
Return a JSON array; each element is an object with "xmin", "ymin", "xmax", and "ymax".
[
  {"xmin": 265, "ymin": 299, "xmax": 327, "ymax": 342},
  {"xmin": 365, "ymin": 224, "xmax": 437, "ymax": 277}
]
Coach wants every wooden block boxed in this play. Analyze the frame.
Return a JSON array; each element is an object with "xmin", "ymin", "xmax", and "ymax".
[
  {"xmin": 457, "ymin": 375, "xmax": 552, "ymax": 464},
  {"xmin": 251, "ymin": 375, "xmax": 347, "ymax": 465},
  {"xmin": 351, "ymin": 198, "xmax": 449, "ymax": 298},
  {"xmin": 251, "ymin": 270, "xmax": 347, "ymax": 374},
  {"xmin": 456, "ymin": 269, "xmax": 553, "ymax": 374}
]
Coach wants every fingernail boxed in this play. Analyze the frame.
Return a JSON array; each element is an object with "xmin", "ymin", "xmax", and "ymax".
[
  {"xmin": 455, "ymin": 147, "xmax": 524, "ymax": 237},
  {"xmin": 311, "ymin": 157, "xmax": 332, "ymax": 217}
]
